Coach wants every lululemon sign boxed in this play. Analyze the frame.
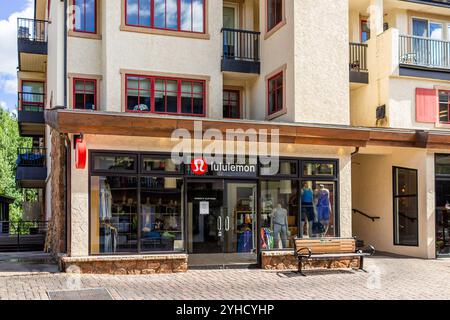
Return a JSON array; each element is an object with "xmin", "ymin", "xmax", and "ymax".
[
  {"xmin": 75, "ymin": 138, "xmax": 87, "ymax": 169},
  {"xmin": 190, "ymin": 157, "xmax": 207, "ymax": 175}
]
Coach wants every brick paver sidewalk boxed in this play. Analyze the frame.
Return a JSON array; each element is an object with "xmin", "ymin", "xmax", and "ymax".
[{"xmin": 0, "ymin": 255, "xmax": 449, "ymax": 300}]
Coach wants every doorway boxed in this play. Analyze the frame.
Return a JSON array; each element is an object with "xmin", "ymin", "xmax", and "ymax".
[{"xmin": 187, "ymin": 180, "xmax": 258, "ymax": 267}]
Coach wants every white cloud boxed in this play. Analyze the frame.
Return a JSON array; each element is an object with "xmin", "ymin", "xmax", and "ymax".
[{"xmin": 0, "ymin": 0, "xmax": 34, "ymax": 94}]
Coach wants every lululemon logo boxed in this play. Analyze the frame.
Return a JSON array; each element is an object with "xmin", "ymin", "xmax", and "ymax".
[{"xmin": 191, "ymin": 157, "xmax": 207, "ymax": 175}]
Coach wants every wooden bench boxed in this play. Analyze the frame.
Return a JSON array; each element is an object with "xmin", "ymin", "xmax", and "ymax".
[{"xmin": 294, "ymin": 237, "xmax": 375, "ymax": 276}]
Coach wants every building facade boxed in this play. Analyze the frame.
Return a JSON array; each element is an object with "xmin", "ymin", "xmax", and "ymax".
[{"xmin": 15, "ymin": 0, "xmax": 450, "ymax": 274}]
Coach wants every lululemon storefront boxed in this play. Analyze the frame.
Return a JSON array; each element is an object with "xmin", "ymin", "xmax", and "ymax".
[{"xmin": 88, "ymin": 152, "xmax": 339, "ymax": 268}]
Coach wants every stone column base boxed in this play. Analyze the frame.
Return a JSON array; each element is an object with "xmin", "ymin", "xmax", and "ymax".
[
  {"xmin": 261, "ymin": 251, "xmax": 360, "ymax": 270},
  {"xmin": 59, "ymin": 254, "xmax": 188, "ymax": 275}
]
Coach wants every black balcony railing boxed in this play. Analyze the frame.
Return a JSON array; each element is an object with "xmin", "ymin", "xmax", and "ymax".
[
  {"xmin": 349, "ymin": 42, "xmax": 368, "ymax": 72},
  {"xmin": 399, "ymin": 35, "xmax": 450, "ymax": 70},
  {"xmin": 221, "ymin": 28, "xmax": 260, "ymax": 74},
  {"xmin": 0, "ymin": 220, "xmax": 48, "ymax": 252},
  {"xmin": 17, "ymin": 18, "xmax": 48, "ymax": 43},
  {"xmin": 18, "ymin": 92, "xmax": 45, "ymax": 113},
  {"xmin": 17, "ymin": 148, "xmax": 46, "ymax": 167},
  {"xmin": 222, "ymin": 28, "xmax": 260, "ymax": 62}
]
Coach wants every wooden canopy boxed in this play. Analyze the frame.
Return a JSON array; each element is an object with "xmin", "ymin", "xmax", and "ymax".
[{"xmin": 45, "ymin": 109, "xmax": 450, "ymax": 149}]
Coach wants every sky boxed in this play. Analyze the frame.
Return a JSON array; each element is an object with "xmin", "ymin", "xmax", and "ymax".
[{"xmin": 0, "ymin": 0, "xmax": 34, "ymax": 113}]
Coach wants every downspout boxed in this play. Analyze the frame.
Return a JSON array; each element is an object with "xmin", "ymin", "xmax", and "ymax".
[
  {"xmin": 351, "ymin": 147, "xmax": 360, "ymax": 157},
  {"xmin": 63, "ymin": 0, "xmax": 68, "ymax": 108}
]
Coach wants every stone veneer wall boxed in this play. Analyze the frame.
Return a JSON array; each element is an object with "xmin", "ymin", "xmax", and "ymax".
[
  {"xmin": 60, "ymin": 254, "xmax": 188, "ymax": 275},
  {"xmin": 261, "ymin": 251, "xmax": 360, "ymax": 270},
  {"xmin": 46, "ymin": 130, "xmax": 67, "ymax": 256}
]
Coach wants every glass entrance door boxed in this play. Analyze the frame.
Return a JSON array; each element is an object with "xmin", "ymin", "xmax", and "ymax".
[
  {"xmin": 224, "ymin": 182, "xmax": 258, "ymax": 265},
  {"xmin": 187, "ymin": 180, "xmax": 258, "ymax": 266}
]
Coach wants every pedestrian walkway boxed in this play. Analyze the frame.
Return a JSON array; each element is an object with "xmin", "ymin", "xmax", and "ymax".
[{"xmin": 0, "ymin": 255, "xmax": 450, "ymax": 300}]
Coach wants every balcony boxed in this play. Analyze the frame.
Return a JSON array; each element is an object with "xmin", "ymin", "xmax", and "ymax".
[
  {"xmin": 399, "ymin": 35, "xmax": 450, "ymax": 81},
  {"xmin": 221, "ymin": 28, "xmax": 260, "ymax": 75},
  {"xmin": 17, "ymin": 18, "xmax": 48, "ymax": 72},
  {"xmin": 16, "ymin": 148, "xmax": 47, "ymax": 189},
  {"xmin": 17, "ymin": 92, "xmax": 45, "ymax": 137},
  {"xmin": 349, "ymin": 43, "xmax": 369, "ymax": 84}
]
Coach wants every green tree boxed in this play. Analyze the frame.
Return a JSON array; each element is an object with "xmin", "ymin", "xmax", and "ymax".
[{"xmin": 0, "ymin": 108, "xmax": 35, "ymax": 222}]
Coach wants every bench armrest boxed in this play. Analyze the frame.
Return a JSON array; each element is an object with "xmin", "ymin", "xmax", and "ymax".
[
  {"xmin": 357, "ymin": 245, "xmax": 376, "ymax": 256},
  {"xmin": 296, "ymin": 247, "xmax": 312, "ymax": 259}
]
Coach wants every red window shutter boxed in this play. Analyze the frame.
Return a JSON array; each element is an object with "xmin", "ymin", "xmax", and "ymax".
[{"xmin": 416, "ymin": 88, "xmax": 437, "ymax": 123}]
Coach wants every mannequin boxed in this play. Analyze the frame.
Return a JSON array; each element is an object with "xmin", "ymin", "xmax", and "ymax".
[
  {"xmin": 271, "ymin": 200, "xmax": 289, "ymax": 248},
  {"xmin": 316, "ymin": 184, "xmax": 331, "ymax": 236},
  {"xmin": 301, "ymin": 182, "xmax": 314, "ymax": 237}
]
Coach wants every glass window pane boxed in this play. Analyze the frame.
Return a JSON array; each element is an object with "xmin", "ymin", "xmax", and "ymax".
[
  {"xmin": 126, "ymin": 0, "xmax": 139, "ymax": 25},
  {"xmin": 395, "ymin": 168, "xmax": 417, "ymax": 195},
  {"xmin": 166, "ymin": 80, "xmax": 178, "ymax": 92},
  {"xmin": 260, "ymin": 180, "xmax": 298, "ymax": 249},
  {"xmin": 139, "ymin": 78, "xmax": 151, "ymax": 91},
  {"xmin": 22, "ymin": 82, "xmax": 44, "ymax": 94},
  {"xmin": 93, "ymin": 155, "xmax": 136, "ymax": 172},
  {"xmin": 192, "ymin": 94, "xmax": 203, "ymax": 114},
  {"xmin": 127, "ymin": 77, "xmax": 139, "ymax": 89},
  {"xmin": 90, "ymin": 176, "xmax": 138, "ymax": 254},
  {"xmin": 436, "ymin": 154, "xmax": 450, "ymax": 175},
  {"xmin": 303, "ymin": 162, "xmax": 335, "ymax": 177},
  {"xmin": 155, "ymin": 92, "xmax": 164, "ymax": 112},
  {"xmin": 75, "ymin": 81, "xmax": 85, "ymax": 91},
  {"xmin": 181, "ymin": 81, "xmax": 192, "ymax": 93},
  {"xmin": 142, "ymin": 157, "xmax": 181, "ymax": 173},
  {"xmin": 154, "ymin": 0, "xmax": 166, "ymax": 28},
  {"xmin": 75, "ymin": 94, "xmax": 85, "ymax": 109},
  {"xmin": 394, "ymin": 196, "xmax": 418, "ymax": 246},
  {"xmin": 85, "ymin": 93, "xmax": 95, "ymax": 110},
  {"xmin": 139, "ymin": 0, "xmax": 151, "ymax": 27},
  {"xmin": 193, "ymin": 82, "xmax": 203, "ymax": 94},
  {"xmin": 192, "ymin": 0, "xmax": 204, "ymax": 32},
  {"xmin": 261, "ymin": 160, "xmax": 297, "ymax": 176},
  {"xmin": 85, "ymin": 0, "xmax": 96, "ymax": 32},
  {"xmin": 140, "ymin": 177, "xmax": 184, "ymax": 252},
  {"xmin": 155, "ymin": 79, "xmax": 165, "ymax": 91},
  {"xmin": 440, "ymin": 103, "xmax": 449, "ymax": 123},
  {"xmin": 166, "ymin": 0, "xmax": 178, "ymax": 30},
  {"xmin": 181, "ymin": 0, "xmax": 192, "ymax": 31},
  {"xmin": 167, "ymin": 91, "xmax": 178, "ymax": 113},
  {"xmin": 84, "ymin": 81, "xmax": 95, "ymax": 92}
]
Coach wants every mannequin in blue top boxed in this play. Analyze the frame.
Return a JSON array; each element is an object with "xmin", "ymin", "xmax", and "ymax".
[
  {"xmin": 316, "ymin": 184, "xmax": 331, "ymax": 236},
  {"xmin": 301, "ymin": 182, "xmax": 314, "ymax": 237}
]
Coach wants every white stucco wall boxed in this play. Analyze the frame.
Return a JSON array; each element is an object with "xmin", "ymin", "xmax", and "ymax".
[
  {"xmin": 352, "ymin": 147, "xmax": 437, "ymax": 258},
  {"xmin": 293, "ymin": 0, "xmax": 350, "ymax": 125}
]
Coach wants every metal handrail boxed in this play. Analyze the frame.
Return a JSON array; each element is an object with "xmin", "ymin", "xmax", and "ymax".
[
  {"xmin": 221, "ymin": 28, "xmax": 261, "ymax": 62},
  {"xmin": 17, "ymin": 148, "xmax": 46, "ymax": 167},
  {"xmin": 0, "ymin": 220, "xmax": 48, "ymax": 235},
  {"xmin": 17, "ymin": 18, "xmax": 48, "ymax": 42},
  {"xmin": 349, "ymin": 42, "xmax": 368, "ymax": 72},
  {"xmin": 18, "ymin": 92, "xmax": 45, "ymax": 112},
  {"xmin": 399, "ymin": 34, "xmax": 450, "ymax": 69},
  {"xmin": 352, "ymin": 209, "xmax": 381, "ymax": 222}
]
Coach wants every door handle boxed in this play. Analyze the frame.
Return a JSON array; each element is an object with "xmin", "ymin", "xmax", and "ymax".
[
  {"xmin": 217, "ymin": 216, "xmax": 222, "ymax": 231},
  {"xmin": 225, "ymin": 216, "xmax": 230, "ymax": 232}
]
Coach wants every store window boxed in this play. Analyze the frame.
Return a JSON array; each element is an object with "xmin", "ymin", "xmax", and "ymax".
[
  {"xmin": 142, "ymin": 156, "xmax": 182, "ymax": 173},
  {"xmin": 90, "ymin": 176, "xmax": 138, "ymax": 254},
  {"xmin": 140, "ymin": 177, "xmax": 184, "ymax": 252},
  {"xmin": 126, "ymin": 75, "xmax": 206, "ymax": 116},
  {"xmin": 92, "ymin": 154, "xmax": 137, "ymax": 173},
  {"xmin": 303, "ymin": 162, "xmax": 335, "ymax": 177},
  {"xmin": 223, "ymin": 90, "xmax": 240, "ymax": 119},
  {"xmin": 439, "ymin": 90, "xmax": 450, "ymax": 124},
  {"xmin": 260, "ymin": 180, "xmax": 298, "ymax": 249},
  {"xmin": 267, "ymin": 0, "xmax": 283, "ymax": 32},
  {"xmin": 74, "ymin": 0, "xmax": 97, "ymax": 33},
  {"xmin": 267, "ymin": 72, "xmax": 283, "ymax": 116},
  {"xmin": 261, "ymin": 160, "xmax": 297, "ymax": 177},
  {"xmin": 125, "ymin": 0, "xmax": 205, "ymax": 33},
  {"xmin": 393, "ymin": 167, "xmax": 419, "ymax": 246},
  {"xmin": 90, "ymin": 153, "xmax": 184, "ymax": 255},
  {"xmin": 300, "ymin": 181, "xmax": 336, "ymax": 238},
  {"xmin": 74, "ymin": 79, "xmax": 96, "ymax": 110}
]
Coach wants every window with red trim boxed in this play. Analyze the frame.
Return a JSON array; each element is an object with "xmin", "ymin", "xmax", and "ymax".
[
  {"xmin": 267, "ymin": 72, "xmax": 283, "ymax": 116},
  {"xmin": 267, "ymin": 0, "xmax": 282, "ymax": 32},
  {"xmin": 125, "ymin": 0, "xmax": 205, "ymax": 33},
  {"xmin": 126, "ymin": 75, "xmax": 205, "ymax": 116},
  {"xmin": 223, "ymin": 90, "xmax": 240, "ymax": 119},
  {"xmin": 439, "ymin": 90, "xmax": 450, "ymax": 124},
  {"xmin": 74, "ymin": 79, "xmax": 97, "ymax": 110},
  {"xmin": 74, "ymin": 0, "xmax": 97, "ymax": 33}
]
